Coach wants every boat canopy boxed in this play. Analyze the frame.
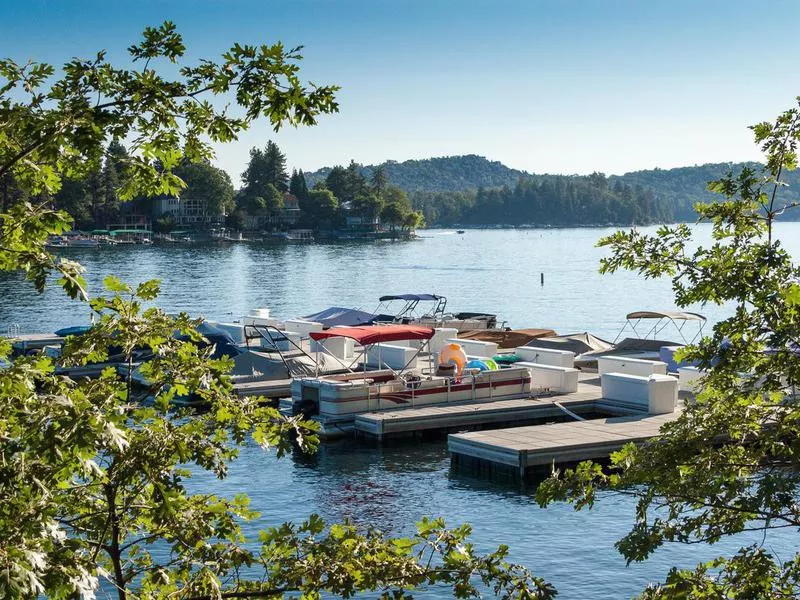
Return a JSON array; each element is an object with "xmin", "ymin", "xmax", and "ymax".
[
  {"xmin": 378, "ymin": 294, "xmax": 444, "ymax": 302},
  {"xmin": 626, "ymin": 310, "xmax": 706, "ymax": 322},
  {"xmin": 302, "ymin": 306, "xmax": 389, "ymax": 328},
  {"xmin": 615, "ymin": 309, "xmax": 707, "ymax": 344},
  {"xmin": 310, "ymin": 325, "xmax": 434, "ymax": 345}
]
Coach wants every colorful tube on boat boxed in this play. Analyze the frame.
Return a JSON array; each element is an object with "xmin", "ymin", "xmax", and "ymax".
[{"xmin": 438, "ymin": 343, "xmax": 467, "ymax": 376}]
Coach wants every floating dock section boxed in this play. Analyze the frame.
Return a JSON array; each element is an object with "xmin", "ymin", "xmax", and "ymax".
[{"xmin": 448, "ymin": 411, "xmax": 678, "ymax": 478}]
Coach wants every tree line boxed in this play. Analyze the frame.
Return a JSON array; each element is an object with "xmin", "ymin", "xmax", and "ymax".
[
  {"xmin": 229, "ymin": 143, "xmax": 424, "ymax": 232},
  {"xmin": 412, "ymin": 172, "xmax": 672, "ymax": 226}
]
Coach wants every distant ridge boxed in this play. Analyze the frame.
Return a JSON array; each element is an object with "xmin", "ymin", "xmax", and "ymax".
[
  {"xmin": 304, "ymin": 154, "xmax": 528, "ymax": 192},
  {"xmin": 304, "ymin": 156, "xmax": 800, "ymax": 223}
]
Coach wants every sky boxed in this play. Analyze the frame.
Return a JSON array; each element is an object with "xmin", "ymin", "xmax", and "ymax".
[{"xmin": 4, "ymin": 0, "xmax": 800, "ymax": 181}]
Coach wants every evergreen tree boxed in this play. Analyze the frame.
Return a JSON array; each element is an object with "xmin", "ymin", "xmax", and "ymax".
[
  {"xmin": 289, "ymin": 168, "xmax": 309, "ymax": 200},
  {"xmin": 101, "ymin": 156, "xmax": 121, "ymax": 227},
  {"xmin": 371, "ymin": 164, "xmax": 388, "ymax": 197},
  {"xmin": 264, "ymin": 140, "xmax": 289, "ymax": 191}
]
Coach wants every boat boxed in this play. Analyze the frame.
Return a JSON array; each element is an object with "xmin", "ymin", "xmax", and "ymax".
[
  {"xmin": 272, "ymin": 229, "xmax": 315, "ymax": 243},
  {"xmin": 457, "ymin": 230, "xmax": 465, "ymax": 234},
  {"xmin": 290, "ymin": 325, "xmax": 533, "ymax": 435},
  {"xmin": 45, "ymin": 234, "xmax": 101, "ymax": 248},
  {"xmin": 372, "ymin": 294, "xmax": 501, "ymax": 331},
  {"xmin": 532, "ymin": 311, "xmax": 706, "ymax": 371}
]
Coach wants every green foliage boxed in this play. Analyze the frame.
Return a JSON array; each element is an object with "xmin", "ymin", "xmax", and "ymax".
[
  {"xmin": 411, "ymin": 176, "xmax": 670, "ymax": 227},
  {"xmin": 325, "ymin": 160, "xmax": 368, "ymax": 205},
  {"xmin": 174, "ymin": 159, "xmax": 235, "ymax": 216},
  {"xmin": 0, "ymin": 24, "xmax": 549, "ymax": 600},
  {"xmin": 238, "ymin": 141, "xmax": 289, "ymax": 220},
  {"xmin": 303, "ymin": 188, "xmax": 339, "ymax": 223},
  {"xmin": 289, "ymin": 167, "xmax": 309, "ymax": 201},
  {"xmin": 537, "ymin": 97, "xmax": 800, "ymax": 597},
  {"xmin": 307, "ymin": 155, "xmax": 527, "ymax": 193}
]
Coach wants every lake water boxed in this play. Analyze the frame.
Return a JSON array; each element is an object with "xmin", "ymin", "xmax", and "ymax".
[{"xmin": 2, "ymin": 224, "xmax": 799, "ymax": 598}]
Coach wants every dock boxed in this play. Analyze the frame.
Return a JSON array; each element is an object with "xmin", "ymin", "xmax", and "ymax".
[
  {"xmin": 353, "ymin": 373, "xmax": 647, "ymax": 440},
  {"xmin": 349, "ymin": 370, "xmax": 683, "ymax": 478},
  {"xmin": 6, "ymin": 332, "xmax": 63, "ymax": 355},
  {"xmin": 448, "ymin": 411, "xmax": 678, "ymax": 478}
]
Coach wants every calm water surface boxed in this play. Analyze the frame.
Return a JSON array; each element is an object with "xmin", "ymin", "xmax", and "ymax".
[{"xmin": 2, "ymin": 225, "xmax": 799, "ymax": 598}]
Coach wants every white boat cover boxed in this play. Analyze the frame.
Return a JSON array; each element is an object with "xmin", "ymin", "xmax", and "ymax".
[{"xmin": 626, "ymin": 310, "xmax": 706, "ymax": 321}]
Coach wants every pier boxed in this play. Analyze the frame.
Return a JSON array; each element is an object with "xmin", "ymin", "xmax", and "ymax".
[
  {"xmin": 353, "ymin": 373, "xmax": 646, "ymax": 439},
  {"xmin": 448, "ymin": 411, "xmax": 678, "ymax": 479},
  {"xmin": 348, "ymin": 371, "xmax": 683, "ymax": 479}
]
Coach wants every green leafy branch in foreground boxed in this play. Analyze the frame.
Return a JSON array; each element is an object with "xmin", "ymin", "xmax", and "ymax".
[{"xmin": 536, "ymin": 99, "xmax": 800, "ymax": 597}]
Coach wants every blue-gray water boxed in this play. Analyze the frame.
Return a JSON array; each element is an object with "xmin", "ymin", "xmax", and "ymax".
[{"xmin": 2, "ymin": 225, "xmax": 799, "ymax": 598}]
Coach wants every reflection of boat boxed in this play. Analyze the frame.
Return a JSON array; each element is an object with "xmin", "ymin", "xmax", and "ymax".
[{"xmin": 290, "ymin": 325, "xmax": 532, "ymax": 436}]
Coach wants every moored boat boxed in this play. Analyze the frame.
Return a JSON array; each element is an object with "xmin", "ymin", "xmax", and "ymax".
[{"xmin": 289, "ymin": 325, "xmax": 532, "ymax": 431}]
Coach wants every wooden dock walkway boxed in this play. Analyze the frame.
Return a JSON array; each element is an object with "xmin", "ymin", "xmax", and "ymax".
[
  {"xmin": 353, "ymin": 372, "xmax": 647, "ymax": 440},
  {"xmin": 448, "ymin": 411, "xmax": 679, "ymax": 478}
]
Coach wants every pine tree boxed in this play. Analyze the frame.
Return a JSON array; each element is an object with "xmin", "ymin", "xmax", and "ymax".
[
  {"xmin": 371, "ymin": 164, "xmax": 388, "ymax": 197},
  {"xmin": 101, "ymin": 157, "xmax": 120, "ymax": 227},
  {"xmin": 264, "ymin": 140, "xmax": 289, "ymax": 191},
  {"xmin": 289, "ymin": 168, "xmax": 309, "ymax": 200}
]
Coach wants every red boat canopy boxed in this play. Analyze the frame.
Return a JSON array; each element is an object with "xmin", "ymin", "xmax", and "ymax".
[{"xmin": 309, "ymin": 325, "xmax": 434, "ymax": 346}]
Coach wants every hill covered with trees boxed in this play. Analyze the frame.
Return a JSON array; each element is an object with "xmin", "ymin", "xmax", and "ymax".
[
  {"xmin": 611, "ymin": 162, "xmax": 800, "ymax": 221},
  {"xmin": 305, "ymin": 154, "xmax": 527, "ymax": 192},
  {"xmin": 306, "ymin": 156, "xmax": 800, "ymax": 226}
]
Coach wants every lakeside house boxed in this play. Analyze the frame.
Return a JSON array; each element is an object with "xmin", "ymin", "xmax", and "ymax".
[{"xmin": 153, "ymin": 197, "xmax": 225, "ymax": 228}]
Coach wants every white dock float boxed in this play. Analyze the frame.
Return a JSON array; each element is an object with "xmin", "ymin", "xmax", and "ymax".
[
  {"xmin": 601, "ymin": 372, "xmax": 678, "ymax": 415},
  {"xmin": 366, "ymin": 344, "xmax": 419, "ymax": 369},
  {"xmin": 678, "ymin": 366, "xmax": 705, "ymax": 393},
  {"xmin": 515, "ymin": 346, "xmax": 575, "ymax": 368},
  {"xmin": 449, "ymin": 411, "xmax": 679, "ymax": 477},
  {"xmin": 518, "ymin": 362, "xmax": 579, "ymax": 393},
  {"xmin": 597, "ymin": 355, "xmax": 667, "ymax": 377}
]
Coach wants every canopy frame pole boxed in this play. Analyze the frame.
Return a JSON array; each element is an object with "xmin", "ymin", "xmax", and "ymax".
[{"xmin": 399, "ymin": 339, "xmax": 428, "ymax": 375}]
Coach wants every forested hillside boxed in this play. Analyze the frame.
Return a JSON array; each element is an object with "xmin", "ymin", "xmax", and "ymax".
[
  {"xmin": 611, "ymin": 162, "xmax": 800, "ymax": 221},
  {"xmin": 305, "ymin": 155, "xmax": 526, "ymax": 192},
  {"xmin": 306, "ymin": 156, "xmax": 800, "ymax": 226},
  {"xmin": 412, "ymin": 174, "xmax": 671, "ymax": 226}
]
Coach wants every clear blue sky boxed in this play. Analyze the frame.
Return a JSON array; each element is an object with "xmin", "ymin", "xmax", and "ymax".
[{"xmin": 5, "ymin": 0, "xmax": 800, "ymax": 180}]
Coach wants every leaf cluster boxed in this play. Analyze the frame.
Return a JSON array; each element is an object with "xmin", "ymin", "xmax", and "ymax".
[{"xmin": 537, "ymin": 97, "xmax": 800, "ymax": 597}]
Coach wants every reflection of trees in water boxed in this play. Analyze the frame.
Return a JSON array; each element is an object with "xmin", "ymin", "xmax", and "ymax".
[{"xmin": 290, "ymin": 440, "xmax": 450, "ymax": 532}]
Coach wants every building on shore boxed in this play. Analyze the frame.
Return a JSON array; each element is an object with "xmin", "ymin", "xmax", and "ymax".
[{"xmin": 153, "ymin": 197, "xmax": 225, "ymax": 228}]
